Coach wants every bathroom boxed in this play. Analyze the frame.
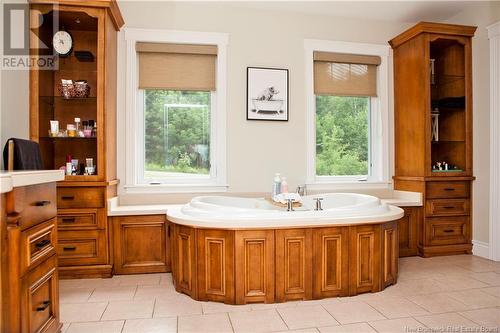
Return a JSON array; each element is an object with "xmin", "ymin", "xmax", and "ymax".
[{"xmin": 1, "ymin": 1, "xmax": 500, "ymax": 332}]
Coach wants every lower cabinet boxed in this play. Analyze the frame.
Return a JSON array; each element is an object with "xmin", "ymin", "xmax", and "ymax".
[
  {"xmin": 381, "ymin": 221, "xmax": 399, "ymax": 288},
  {"xmin": 20, "ymin": 256, "xmax": 60, "ymax": 333},
  {"xmin": 111, "ymin": 215, "xmax": 170, "ymax": 274},
  {"xmin": 349, "ymin": 225, "xmax": 381, "ymax": 295},
  {"xmin": 172, "ymin": 224, "xmax": 197, "ymax": 298},
  {"xmin": 398, "ymin": 207, "xmax": 420, "ymax": 257}
]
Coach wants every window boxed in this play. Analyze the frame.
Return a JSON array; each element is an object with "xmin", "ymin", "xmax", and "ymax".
[
  {"xmin": 123, "ymin": 29, "xmax": 228, "ymax": 192},
  {"xmin": 305, "ymin": 40, "xmax": 391, "ymax": 186}
]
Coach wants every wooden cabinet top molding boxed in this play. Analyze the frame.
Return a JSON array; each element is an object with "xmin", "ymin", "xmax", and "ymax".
[
  {"xmin": 389, "ymin": 22, "xmax": 477, "ymax": 48},
  {"xmin": 29, "ymin": 0, "xmax": 124, "ymax": 30}
]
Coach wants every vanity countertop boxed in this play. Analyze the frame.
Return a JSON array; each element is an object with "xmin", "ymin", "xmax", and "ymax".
[{"xmin": 0, "ymin": 170, "xmax": 65, "ymax": 193}]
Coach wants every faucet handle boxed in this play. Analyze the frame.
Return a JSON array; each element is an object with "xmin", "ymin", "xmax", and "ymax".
[
  {"xmin": 313, "ymin": 197, "xmax": 323, "ymax": 211},
  {"xmin": 286, "ymin": 198, "xmax": 295, "ymax": 211}
]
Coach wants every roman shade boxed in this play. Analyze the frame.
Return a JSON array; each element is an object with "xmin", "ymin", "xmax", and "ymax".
[
  {"xmin": 313, "ymin": 51, "xmax": 381, "ymax": 97},
  {"xmin": 137, "ymin": 42, "xmax": 217, "ymax": 91}
]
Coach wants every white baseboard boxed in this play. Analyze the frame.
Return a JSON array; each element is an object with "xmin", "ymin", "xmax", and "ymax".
[{"xmin": 472, "ymin": 240, "xmax": 490, "ymax": 259}]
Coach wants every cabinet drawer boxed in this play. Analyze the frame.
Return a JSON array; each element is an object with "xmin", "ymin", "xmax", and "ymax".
[
  {"xmin": 57, "ymin": 230, "xmax": 108, "ymax": 266},
  {"xmin": 21, "ymin": 255, "xmax": 60, "ymax": 333},
  {"xmin": 426, "ymin": 199, "xmax": 470, "ymax": 217},
  {"xmin": 425, "ymin": 217, "xmax": 469, "ymax": 246},
  {"xmin": 20, "ymin": 218, "xmax": 57, "ymax": 275},
  {"xmin": 57, "ymin": 187, "xmax": 105, "ymax": 209},
  {"xmin": 426, "ymin": 181, "xmax": 470, "ymax": 199},
  {"xmin": 58, "ymin": 209, "xmax": 106, "ymax": 230},
  {"xmin": 11, "ymin": 183, "xmax": 57, "ymax": 230}
]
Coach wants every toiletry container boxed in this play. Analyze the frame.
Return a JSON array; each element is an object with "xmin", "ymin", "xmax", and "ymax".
[
  {"xmin": 281, "ymin": 177, "xmax": 288, "ymax": 194},
  {"xmin": 272, "ymin": 173, "xmax": 281, "ymax": 198}
]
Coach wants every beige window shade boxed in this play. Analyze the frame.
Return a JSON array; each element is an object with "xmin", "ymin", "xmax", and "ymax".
[
  {"xmin": 137, "ymin": 42, "xmax": 217, "ymax": 91},
  {"xmin": 313, "ymin": 51, "xmax": 380, "ymax": 97}
]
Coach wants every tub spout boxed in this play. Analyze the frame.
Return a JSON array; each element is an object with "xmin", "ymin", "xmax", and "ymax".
[
  {"xmin": 314, "ymin": 198, "xmax": 324, "ymax": 211},
  {"xmin": 286, "ymin": 199, "xmax": 295, "ymax": 211}
]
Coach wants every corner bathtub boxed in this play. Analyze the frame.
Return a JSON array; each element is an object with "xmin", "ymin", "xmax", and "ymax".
[{"xmin": 166, "ymin": 193, "xmax": 404, "ymax": 304}]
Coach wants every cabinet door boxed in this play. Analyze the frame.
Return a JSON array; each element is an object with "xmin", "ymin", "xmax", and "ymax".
[
  {"xmin": 398, "ymin": 207, "xmax": 420, "ymax": 257},
  {"xmin": 275, "ymin": 229, "xmax": 312, "ymax": 302},
  {"xmin": 349, "ymin": 225, "xmax": 381, "ymax": 295},
  {"xmin": 20, "ymin": 255, "xmax": 60, "ymax": 333},
  {"xmin": 172, "ymin": 225, "xmax": 197, "ymax": 298},
  {"xmin": 235, "ymin": 230, "xmax": 275, "ymax": 304},
  {"xmin": 197, "ymin": 229, "xmax": 235, "ymax": 303},
  {"xmin": 381, "ymin": 221, "xmax": 399, "ymax": 288},
  {"xmin": 112, "ymin": 215, "xmax": 170, "ymax": 274},
  {"xmin": 312, "ymin": 227, "xmax": 349, "ymax": 298}
]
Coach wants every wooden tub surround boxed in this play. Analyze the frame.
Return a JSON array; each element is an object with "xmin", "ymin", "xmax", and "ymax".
[{"xmin": 169, "ymin": 221, "xmax": 399, "ymax": 304}]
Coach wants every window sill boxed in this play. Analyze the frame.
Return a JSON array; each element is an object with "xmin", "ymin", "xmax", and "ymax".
[
  {"xmin": 123, "ymin": 183, "xmax": 229, "ymax": 194},
  {"xmin": 305, "ymin": 181, "xmax": 392, "ymax": 191}
]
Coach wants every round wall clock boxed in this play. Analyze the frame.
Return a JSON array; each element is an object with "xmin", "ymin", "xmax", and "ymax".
[{"xmin": 53, "ymin": 30, "xmax": 73, "ymax": 57}]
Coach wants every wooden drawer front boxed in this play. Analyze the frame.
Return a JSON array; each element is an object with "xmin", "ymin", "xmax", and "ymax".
[
  {"xmin": 20, "ymin": 218, "xmax": 57, "ymax": 275},
  {"xmin": 426, "ymin": 199, "xmax": 470, "ymax": 217},
  {"xmin": 12, "ymin": 183, "xmax": 57, "ymax": 230},
  {"xmin": 426, "ymin": 217, "xmax": 469, "ymax": 246},
  {"xmin": 21, "ymin": 256, "xmax": 60, "ymax": 333},
  {"xmin": 57, "ymin": 187, "xmax": 105, "ymax": 209},
  {"xmin": 426, "ymin": 181, "xmax": 470, "ymax": 199},
  {"xmin": 58, "ymin": 209, "xmax": 106, "ymax": 230},
  {"xmin": 57, "ymin": 230, "xmax": 107, "ymax": 266}
]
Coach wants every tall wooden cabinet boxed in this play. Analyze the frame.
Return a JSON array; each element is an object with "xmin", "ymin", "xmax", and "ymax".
[
  {"xmin": 29, "ymin": 0, "xmax": 124, "ymax": 277},
  {"xmin": 390, "ymin": 22, "xmax": 476, "ymax": 257}
]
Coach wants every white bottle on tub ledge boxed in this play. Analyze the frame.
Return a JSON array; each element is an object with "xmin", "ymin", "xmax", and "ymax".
[
  {"xmin": 280, "ymin": 177, "xmax": 289, "ymax": 194},
  {"xmin": 272, "ymin": 173, "xmax": 282, "ymax": 198}
]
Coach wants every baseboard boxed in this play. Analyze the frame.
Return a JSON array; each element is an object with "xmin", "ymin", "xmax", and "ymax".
[{"xmin": 472, "ymin": 240, "xmax": 490, "ymax": 259}]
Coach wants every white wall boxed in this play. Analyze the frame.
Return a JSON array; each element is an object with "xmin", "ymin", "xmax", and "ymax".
[{"xmin": 116, "ymin": 2, "xmax": 408, "ymax": 195}]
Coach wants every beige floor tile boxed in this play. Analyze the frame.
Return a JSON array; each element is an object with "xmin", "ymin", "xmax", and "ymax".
[
  {"xmin": 59, "ymin": 287, "xmax": 94, "ymax": 303},
  {"xmin": 65, "ymin": 320, "xmax": 124, "ymax": 333},
  {"xmin": 159, "ymin": 273, "xmax": 174, "ymax": 286},
  {"xmin": 409, "ymin": 293, "xmax": 472, "ymax": 313},
  {"xmin": 229, "ymin": 309, "xmax": 287, "ymax": 333},
  {"xmin": 322, "ymin": 301, "xmax": 385, "ymax": 324},
  {"xmin": 318, "ymin": 322, "xmax": 376, "ymax": 333},
  {"xmin": 60, "ymin": 277, "xmax": 121, "ymax": 289},
  {"xmin": 114, "ymin": 274, "xmax": 162, "ymax": 286},
  {"xmin": 60, "ymin": 302, "xmax": 108, "ymax": 323},
  {"xmin": 101, "ymin": 300, "xmax": 154, "ymax": 320},
  {"xmin": 154, "ymin": 295, "xmax": 203, "ymax": 317},
  {"xmin": 250, "ymin": 301, "xmax": 299, "ymax": 311},
  {"xmin": 133, "ymin": 285, "xmax": 177, "ymax": 301},
  {"xmin": 469, "ymin": 272, "xmax": 500, "ymax": 286},
  {"xmin": 434, "ymin": 276, "xmax": 489, "ymax": 291},
  {"xmin": 368, "ymin": 318, "xmax": 426, "ymax": 333},
  {"xmin": 397, "ymin": 269, "xmax": 446, "ymax": 281},
  {"xmin": 447, "ymin": 289, "xmax": 500, "ymax": 309},
  {"xmin": 481, "ymin": 286, "xmax": 500, "ymax": 298},
  {"xmin": 276, "ymin": 329, "xmax": 319, "ymax": 333},
  {"xmin": 365, "ymin": 296, "xmax": 429, "ymax": 319},
  {"xmin": 460, "ymin": 308, "xmax": 500, "ymax": 328},
  {"xmin": 61, "ymin": 322, "xmax": 70, "ymax": 333},
  {"xmin": 122, "ymin": 317, "xmax": 177, "ymax": 333},
  {"xmin": 415, "ymin": 313, "xmax": 480, "ymax": 329},
  {"xmin": 458, "ymin": 260, "xmax": 500, "ymax": 273},
  {"xmin": 88, "ymin": 286, "xmax": 137, "ymax": 302},
  {"xmin": 178, "ymin": 313, "xmax": 233, "ymax": 333},
  {"xmin": 202, "ymin": 301, "xmax": 252, "ymax": 314},
  {"xmin": 388, "ymin": 279, "xmax": 450, "ymax": 296},
  {"xmin": 277, "ymin": 305, "xmax": 339, "ymax": 329}
]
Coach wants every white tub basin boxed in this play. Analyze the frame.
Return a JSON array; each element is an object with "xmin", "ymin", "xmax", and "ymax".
[{"xmin": 167, "ymin": 193, "xmax": 404, "ymax": 229}]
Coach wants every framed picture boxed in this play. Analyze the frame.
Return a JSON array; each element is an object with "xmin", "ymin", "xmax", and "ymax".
[{"xmin": 247, "ymin": 67, "xmax": 289, "ymax": 121}]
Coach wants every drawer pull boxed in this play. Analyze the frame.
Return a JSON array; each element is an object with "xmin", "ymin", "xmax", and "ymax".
[
  {"xmin": 36, "ymin": 301, "xmax": 50, "ymax": 312},
  {"xmin": 61, "ymin": 196, "xmax": 75, "ymax": 200},
  {"xmin": 63, "ymin": 246, "xmax": 77, "ymax": 251},
  {"xmin": 61, "ymin": 217, "xmax": 76, "ymax": 223},
  {"xmin": 443, "ymin": 229, "xmax": 455, "ymax": 233},
  {"xmin": 443, "ymin": 206, "xmax": 456, "ymax": 209},
  {"xmin": 443, "ymin": 188, "xmax": 455, "ymax": 191},
  {"xmin": 34, "ymin": 200, "xmax": 51, "ymax": 206},
  {"xmin": 35, "ymin": 239, "xmax": 50, "ymax": 248}
]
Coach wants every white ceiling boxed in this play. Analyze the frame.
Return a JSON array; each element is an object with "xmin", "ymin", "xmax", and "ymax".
[{"xmin": 222, "ymin": 1, "xmax": 483, "ymax": 23}]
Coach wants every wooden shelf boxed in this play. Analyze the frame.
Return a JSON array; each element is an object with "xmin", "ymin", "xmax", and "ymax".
[{"xmin": 40, "ymin": 136, "xmax": 96, "ymax": 141}]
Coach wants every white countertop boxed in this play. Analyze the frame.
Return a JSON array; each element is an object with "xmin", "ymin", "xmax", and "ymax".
[
  {"xmin": 0, "ymin": 170, "xmax": 65, "ymax": 193},
  {"xmin": 107, "ymin": 190, "xmax": 422, "ymax": 216}
]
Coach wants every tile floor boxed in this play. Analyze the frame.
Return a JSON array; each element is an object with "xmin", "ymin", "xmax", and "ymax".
[{"xmin": 59, "ymin": 255, "xmax": 500, "ymax": 333}]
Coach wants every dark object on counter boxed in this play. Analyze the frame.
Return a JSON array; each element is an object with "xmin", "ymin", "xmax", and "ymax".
[
  {"xmin": 74, "ymin": 50, "xmax": 94, "ymax": 62},
  {"xmin": 3, "ymin": 138, "xmax": 43, "ymax": 170},
  {"xmin": 438, "ymin": 96, "xmax": 465, "ymax": 109}
]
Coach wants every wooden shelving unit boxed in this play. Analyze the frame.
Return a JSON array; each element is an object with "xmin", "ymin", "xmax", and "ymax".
[
  {"xmin": 29, "ymin": 0, "xmax": 124, "ymax": 278},
  {"xmin": 390, "ymin": 22, "xmax": 476, "ymax": 257}
]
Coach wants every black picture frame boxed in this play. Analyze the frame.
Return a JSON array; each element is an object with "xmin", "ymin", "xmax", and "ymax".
[{"xmin": 246, "ymin": 67, "xmax": 289, "ymax": 121}]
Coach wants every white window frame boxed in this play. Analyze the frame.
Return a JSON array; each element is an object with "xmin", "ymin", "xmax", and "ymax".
[
  {"xmin": 304, "ymin": 39, "xmax": 392, "ymax": 189},
  {"xmin": 123, "ymin": 28, "xmax": 228, "ymax": 193}
]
